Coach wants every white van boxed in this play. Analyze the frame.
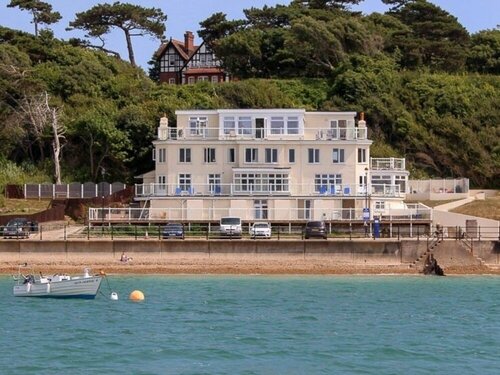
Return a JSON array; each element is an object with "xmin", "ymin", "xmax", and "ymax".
[{"xmin": 219, "ymin": 217, "xmax": 242, "ymax": 238}]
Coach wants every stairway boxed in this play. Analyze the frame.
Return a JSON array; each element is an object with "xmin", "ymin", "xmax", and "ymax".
[{"xmin": 409, "ymin": 234, "xmax": 442, "ymax": 270}]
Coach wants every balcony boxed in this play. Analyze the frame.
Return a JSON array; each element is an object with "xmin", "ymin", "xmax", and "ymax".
[
  {"xmin": 370, "ymin": 158, "xmax": 406, "ymax": 171},
  {"xmin": 158, "ymin": 126, "xmax": 368, "ymax": 142},
  {"xmin": 135, "ymin": 183, "xmax": 405, "ymax": 198}
]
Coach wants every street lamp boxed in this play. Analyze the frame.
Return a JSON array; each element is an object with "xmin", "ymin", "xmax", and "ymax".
[
  {"xmin": 364, "ymin": 167, "xmax": 369, "ymax": 237},
  {"xmin": 364, "ymin": 167, "xmax": 369, "ymax": 212}
]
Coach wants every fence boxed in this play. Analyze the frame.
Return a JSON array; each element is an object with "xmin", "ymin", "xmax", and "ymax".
[
  {"xmin": 5, "ymin": 183, "xmax": 127, "ymax": 199},
  {"xmin": 0, "ymin": 205, "xmax": 65, "ymax": 226},
  {"xmin": 407, "ymin": 178, "xmax": 469, "ymax": 200},
  {"xmin": 2, "ymin": 223, "xmax": 496, "ymax": 241}
]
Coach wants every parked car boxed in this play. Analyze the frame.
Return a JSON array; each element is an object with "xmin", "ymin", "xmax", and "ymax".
[
  {"xmin": 250, "ymin": 222, "xmax": 272, "ymax": 239},
  {"xmin": 162, "ymin": 223, "xmax": 185, "ymax": 239},
  {"xmin": 304, "ymin": 221, "xmax": 327, "ymax": 239},
  {"xmin": 3, "ymin": 218, "xmax": 38, "ymax": 238},
  {"xmin": 219, "ymin": 216, "xmax": 242, "ymax": 238}
]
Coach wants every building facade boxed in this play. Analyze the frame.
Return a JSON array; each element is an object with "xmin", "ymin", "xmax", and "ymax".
[
  {"xmin": 156, "ymin": 31, "xmax": 229, "ymax": 84},
  {"xmin": 133, "ymin": 109, "xmax": 418, "ymax": 223}
]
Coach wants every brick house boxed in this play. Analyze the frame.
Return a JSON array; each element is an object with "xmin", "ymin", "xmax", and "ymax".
[{"xmin": 155, "ymin": 31, "xmax": 230, "ymax": 84}]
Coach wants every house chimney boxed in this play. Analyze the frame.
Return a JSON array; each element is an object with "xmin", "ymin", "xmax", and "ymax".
[
  {"xmin": 184, "ymin": 31, "xmax": 194, "ymax": 52},
  {"xmin": 158, "ymin": 115, "xmax": 169, "ymax": 140},
  {"xmin": 358, "ymin": 112, "xmax": 366, "ymax": 127}
]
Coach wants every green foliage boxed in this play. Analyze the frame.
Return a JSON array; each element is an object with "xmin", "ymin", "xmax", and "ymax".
[{"xmin": 467, "ymin": 29, "xmax": 500, "ymax": 74}]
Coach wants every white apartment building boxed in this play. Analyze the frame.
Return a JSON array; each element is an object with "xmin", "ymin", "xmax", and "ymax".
[{"xmin": 133, "ymin": 109, "xmax": 419, "ymax": 223}]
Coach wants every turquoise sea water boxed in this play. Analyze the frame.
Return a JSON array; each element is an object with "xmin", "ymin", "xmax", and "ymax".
[{"xmin": 1, "ymin": 275, "xmax": 499, "ymax": 374}]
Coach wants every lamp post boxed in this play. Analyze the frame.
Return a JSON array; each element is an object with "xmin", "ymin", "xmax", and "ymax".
[
  {"xmin": 364, "ymin": 167, "xmax": 369, "ymax": 237},
  {"xmin": 101, "ymin": 167, "xmax": 105, "ymax": 236}
]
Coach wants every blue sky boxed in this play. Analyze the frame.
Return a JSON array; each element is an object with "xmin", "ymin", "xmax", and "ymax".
[{"xmin": 0, "ymin": 0, "xmax": 498, "ymax": 71}]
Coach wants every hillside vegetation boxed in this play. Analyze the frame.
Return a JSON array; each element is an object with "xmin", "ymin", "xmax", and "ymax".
[{"xmin": 0, "ymin": 0, "xmax": 499, "ymax": 188}]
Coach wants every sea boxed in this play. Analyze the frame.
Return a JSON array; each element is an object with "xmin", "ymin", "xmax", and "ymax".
[{"xmin": 1, "ymin": 275, "xmax": 499, "ymax": 375}]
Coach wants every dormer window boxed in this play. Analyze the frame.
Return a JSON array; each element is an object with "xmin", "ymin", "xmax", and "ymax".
[{"xmin": 189, "ymin": 116, "xmax": 207, "ymax": 136}]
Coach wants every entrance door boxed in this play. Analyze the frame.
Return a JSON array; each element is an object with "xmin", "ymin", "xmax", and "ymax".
[
  {"xmin": 254, "ymin": 199, "xmax": 268, "ymax": 219},
  {"xmin": 255, "ymin": 118, "xmax": 265, "ymax": 139}
]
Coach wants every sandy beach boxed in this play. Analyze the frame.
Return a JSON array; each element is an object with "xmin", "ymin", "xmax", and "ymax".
[{"xmin": 0, "ymin": 253, "xmax": 496, "ymax": 275}]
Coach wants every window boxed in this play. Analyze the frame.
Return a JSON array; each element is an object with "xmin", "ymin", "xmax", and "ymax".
[
  {"xmin": 211, "ymin": 76, "xmax": 218, "ymax": 83},
  {"xmin": 223, "ymin": 116, "xmax": 235, "ymax": 135},
  {"xmin": 197, "ymin": 76, "xmax": 209, "ymax": 82},
  {"xmin": 270, "ymin": 117, "xmax": 285, "ymax": 135},
  {"xmin": 168, "ymin": 78, "xmax": 176, "ymax": 84},
  {"xmin": 158, "ymin": 148, "xmax": 166, "ymax": 163},
  {"xmin": 375, "ymin": 201, "xmax": 386, "ymax": 210},
  {"xmin": 204, "ymin": 147, "xmax": 216, "ymax": 163},
  {"xmin": 265, "ymin": 148, "xmax": 278, "ymax": 163},
  {"xmin": 332, "ymin": 148, "xmax": 345, "ymax": 163},
  {"xmin": 245, "ymin": 148, "xmax": 258, "ymax": 163},
  {"xmin": 234, "ymin": 173, "xmax": 290, "ymax": 194},
  {"xmin": 287, "ymin": 117, "xmax": 299, "ymax": 134},
  {"xmin": 357, "ymin": 148, "xmax": 367, "ymax": 163},
  {"xmin": 308, "ymin": 148, "xmax": 320, "ymax": 163},
  {"xmin": 157, "ymin": 175, "xmax": 166, "ymax": 194},
  {"xmin": 188, "ymin": 77, "xmax": 195, "ymax": 84},
  {"xmin": 179, "ymin": 148, "xmax": 191, "ymax": 163},
  {"xmin": 189, "ymin": 117, "xmax": 207, "ymax": 136},
  {"xmin": 152, "ymin": 148, "xmax": 156, "ymax": 161},
  {"xmin": 208, "ymin": 174, "xmax": 221, "ymax": 194},
  {"xmin": 314, "ymin": 174, "xmax": 342, "ymax": 192},
  {"xmin": 254, "ymin": 200, "xmax": 268, "ymax": 219},
  {"xmin": 228, "ymin": 148, "xmax": 235, "ymax": 163},
  {"xmin": 395, "ymin": 175, "xmax": 406, "ymax": 194},
  {"xmin": 288, "ymin": 149, "xmax": 295, "ymax": 163},
  {"xmin": 238, "ymin": 116, "xmax": 252, "ymax": 135},
  {"xmin": 178, "ymin": 174, "xmax": 191, "ymax": 191}
]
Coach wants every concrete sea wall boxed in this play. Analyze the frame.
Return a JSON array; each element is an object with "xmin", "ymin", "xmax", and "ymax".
[{"xmin": 0, "ymin": 239, "xmax": 498, "ymax": 267}]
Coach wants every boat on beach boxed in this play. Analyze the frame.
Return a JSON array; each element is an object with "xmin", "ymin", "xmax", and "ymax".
[{"xmin": 13, "ymin": 265, "xmax": 103, "ymax": 299}]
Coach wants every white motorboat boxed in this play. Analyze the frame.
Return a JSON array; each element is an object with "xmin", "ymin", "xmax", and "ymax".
[{"xmin": 13, "ymin": 266, "xmax": 103, "ymax": 299}]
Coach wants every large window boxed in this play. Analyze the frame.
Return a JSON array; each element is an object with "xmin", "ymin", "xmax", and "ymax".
[
  {"xmin": 395, "ymin": 175, "xmax": 406, "ymax": 194},
  {"xmin": 178, "ymin": 174, "xmax": 191, "ymax": 191},
  {"xmin": 254, "ymin": 199, "xmax": 268, "ymax": 219},
  {"xmin": 332, "ymin": 148, "xmax": 345, "ymax": 163},
  {"xmin": 308, "ymin": 148, "xmax": 320, "ymax": 163},
  {"xmin": 189, "ymin": 116, "xmax": 207, "ymax": 136},
  {"xmin": 234, "ymin": 173, "xmax": 290, "ymax": 194},
  {"xmin": 223, "ymin": 116, "xmax": 236, "ymax": 135},
  {"xmin": 245, "ymin": 148, "xmax": 258, "ymax": 163},
  {"xmin": 238, "ymin": 116, "xmax": 252, "ymax": 136},
  {"xmin": 270, "ymin": 116, "xmax": 299, "ymax": 135},
  {"xmin": 179, "ymin": 148, "xmax": 191, "ymax": 163},
  {"xmin": 265, "ymin": 148, "xmax": 278, "ymax": 163},
  {"xmin": 315, "ymin": 174, "xmax": 342, "ymax": 193},
  {"xmin": 204, "ymin": 147, "xmax": 216, "ymax": 163}
]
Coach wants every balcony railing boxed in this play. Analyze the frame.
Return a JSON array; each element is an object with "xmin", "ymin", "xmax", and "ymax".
[
  {"xmin": 160, "ymin": 126, "xmax": 367, "ymax": 141},
  {"xmin": 135, "ymin": 183, "xmax": 404, "ymax": 198},
  {"xmin": 88, "ymin": 203, "xmax": 431, "ymax": 223},
  {"xmin": 370, "ymin": 158, "xmax": 406, "ymax": 171}
]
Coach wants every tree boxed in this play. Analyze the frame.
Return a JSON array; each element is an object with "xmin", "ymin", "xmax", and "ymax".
[
  {"xmin": 291, "ymin": 0, "xmax": 362, "ymax": 11},
  {"xmin": 467, "ymin": 29, "xmax": 500, "ymax": 74},
  {"xmin": 7, "ymin": 0, "xmax": 61, "ymax": 37},
  {"xmin": 68, "ymin": 2, "xmax": 167, "ymax": 67},
  {"xmin": 16, "ymin": 91, "xmax": 65, "ymax": 183},
  {"xmin": 198, "ymin": 12, "xmax": 245, "ymax": 48}
]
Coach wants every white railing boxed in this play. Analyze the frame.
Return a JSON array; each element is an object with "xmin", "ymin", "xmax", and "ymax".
[
  {"xmin": 88, "ymin": 204, "xmax": 432, "ymax": 223},
  {"xmin": 370, "ymin": 158, "xmax": 406, "ymax": 171},
  {"xmin": 161, "ymin": 126, "xmax": 367, "ymax": 141},
  {"xmin": 135, "ymin": 183, "xmax": 404, "ymax": 198},
  {"xmin": 408, "ymin": 179, "xmax": 469, "ymax": 195}
]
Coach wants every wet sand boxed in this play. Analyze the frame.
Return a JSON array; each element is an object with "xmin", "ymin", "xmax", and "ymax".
[{"xmin": 0, "ymin": 253, "xmax": 496, "ymax": 275}]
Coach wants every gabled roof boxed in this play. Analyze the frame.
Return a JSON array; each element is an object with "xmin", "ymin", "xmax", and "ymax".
[{"xmin": 155, "ymin": 38, "xmax": 199, "ymax": 61}]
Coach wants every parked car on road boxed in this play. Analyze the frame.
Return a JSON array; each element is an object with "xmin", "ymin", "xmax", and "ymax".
[
  {"xmin": 3, "ymin": 218, "xmax": 38, "ymax": 238},
  {"xmin": 249, "ymin": 222, "xmax": 272, "ymax": 239},
  {"xmin": 162, "ymin": 222, "xmax": 185, "ymax": 239},
  {"xmin": 219, "ymin": 216, "xmax": 242, "ymax": 238},
  {"xmin": 304, "ymin": 221, "xmax": 327, "ymax": 239}
]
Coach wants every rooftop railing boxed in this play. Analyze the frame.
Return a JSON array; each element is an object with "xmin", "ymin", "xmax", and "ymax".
[{"xmin": 370, "ymin": 158, "xmax": 406, "ymax": 171}]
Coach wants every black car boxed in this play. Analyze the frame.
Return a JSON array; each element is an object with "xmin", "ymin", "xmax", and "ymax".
[
  {"xmin": 162, "ymin": 223, "xmax": 185, "ymax": 239},
  {"xmin": 3, "ymin": 218, "xmax": 38, "ymax": 238},
  {"xmin": 304, "ymin": 221, "xmax": 327, "ymax": 239}
]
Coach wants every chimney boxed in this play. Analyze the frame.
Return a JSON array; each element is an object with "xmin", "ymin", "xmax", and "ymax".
[
  {"xmin": 184, "ymin": 31, "xmax": 194, "ymax": 52},
  {"xmin": 358, "ymin": 112, "xmax": 366, "ymax": 128},
  {"xmin": 158, "ymin": 114, "xmax": 169, "ymax": 140}
]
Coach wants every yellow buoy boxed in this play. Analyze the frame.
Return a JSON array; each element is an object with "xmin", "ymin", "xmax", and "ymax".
[{"xmin": 129, "ymin": 290, "xmax": 145, "ymax": 301}]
